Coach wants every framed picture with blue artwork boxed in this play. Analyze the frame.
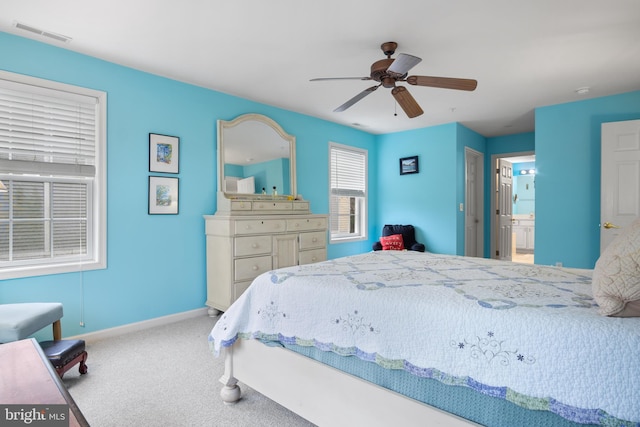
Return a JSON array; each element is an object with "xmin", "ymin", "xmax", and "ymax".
[
  {"xmin": 149, "ymin": 133, "xmax": 179, "ymax": 173},
  {"xmin": 148, "ymin": 176, "xmax": 179, "ymax": 214}
]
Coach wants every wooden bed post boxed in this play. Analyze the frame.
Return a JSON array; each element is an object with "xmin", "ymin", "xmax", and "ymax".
[{"xmin": 219, "ymin": 347, "xmax": 241, "ymax": 404}]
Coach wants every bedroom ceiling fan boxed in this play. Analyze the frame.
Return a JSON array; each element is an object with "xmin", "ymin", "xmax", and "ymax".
[{"xmin": 310, "ymin": 42, "xmax": 478, "ymax": 118}]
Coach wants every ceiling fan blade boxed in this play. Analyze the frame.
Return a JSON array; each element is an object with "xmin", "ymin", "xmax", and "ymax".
[
  {"xmin": 391, "ymin": 86, "xmax": 424, "ymax": 118},
  {"xmin": 406, "ymin": 75, "xmax": 478, "ymax": 91},
  {"xmin": 333, "ymin": 85, "xmax": 379, "ymax": 112},
  {"xmin": 310, "ymin": 77, "xmax": 371, "ymax": 81},
  {"xmin": 387, "ymin": 53, "xmax": 422, "ymax": 77}
]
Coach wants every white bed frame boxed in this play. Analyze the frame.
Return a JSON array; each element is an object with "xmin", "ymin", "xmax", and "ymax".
[{"xmin": 220, "ymin": 339, "xmax": 479, "ymax": 427}]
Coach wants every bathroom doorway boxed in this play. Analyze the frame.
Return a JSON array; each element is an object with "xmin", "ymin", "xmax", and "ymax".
[{"xmin": 491, "ymin": 152, "xmax": 535, "ymax": 264}]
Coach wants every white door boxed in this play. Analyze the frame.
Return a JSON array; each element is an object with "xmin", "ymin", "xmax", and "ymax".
[
  {"xmin": 465, "ymin": 148, "xmax": 484, "ymax": 257},
  {"xmin": 496, "ymin": 159, "xmax": 513, "ymax": 260},
  {"xmin": 601, "ymin": 119, "xmax": 640, "ymax": 252}
]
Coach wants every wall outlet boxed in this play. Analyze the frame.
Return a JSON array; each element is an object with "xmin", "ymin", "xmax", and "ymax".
[
  {"xmin": 555, "ymin": 262, "xmax": 563, "ymax": 267},
  {"xmin": 459, "ymin": 203, "xmax": 464, "ymax": 212}
]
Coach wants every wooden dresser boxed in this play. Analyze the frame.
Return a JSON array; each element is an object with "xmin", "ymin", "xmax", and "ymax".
[{"xmin": 204, "ymin": 198, "xmax": 327, "ymax": 314}]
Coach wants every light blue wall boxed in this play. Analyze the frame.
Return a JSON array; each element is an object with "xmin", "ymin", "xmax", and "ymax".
[
  {"xmin": 375, "ymin": 124, "xmax": 456, "ymax": 253},
  {"xmin": 512, "ymin": 162, "xmax": 536, "ymax": 216},
  {"xmin": 0, "ymin": 31, "xmax": 377, "ymax": 337},
  {"xmin": 535, "ymin": 91, "xmax": 640, "ymax": 268},
  {"xmin": 512, "ymin": 174, "xmax": 535, "ymax": 215},
  {"xmin": 226, "ymin": 158, "xmax": 289, "ymax": 194},
  {"xmin": 375, "ymin": 123, "xmax": 485, "ymax": 255},
  {"xmin": 246, "ymin": 158, "xmax": 289, "ymax": 195}
]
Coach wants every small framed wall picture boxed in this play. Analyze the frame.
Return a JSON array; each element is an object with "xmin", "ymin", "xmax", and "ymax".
[
  {"xmin": 149, "ymin": 133, "xmax": 180, "ymax": 173},
  {"xmin": 399, "ymin": 155, "xmax": 419, "ymax": 175},
  {"xmin": 149, "ymin": 176, "xmax": 179, "ymax": 215}
]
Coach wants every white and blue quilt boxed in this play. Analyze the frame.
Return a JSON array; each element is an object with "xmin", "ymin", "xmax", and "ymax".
[{"xmin": 209, "ymin": 251, "xmax": 640, "ymax": 426}]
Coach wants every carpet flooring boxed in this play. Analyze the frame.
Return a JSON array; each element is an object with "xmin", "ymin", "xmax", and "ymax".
[{"xmin": 62, "ymin": 313, "xmax": 316, "ymax": 426}]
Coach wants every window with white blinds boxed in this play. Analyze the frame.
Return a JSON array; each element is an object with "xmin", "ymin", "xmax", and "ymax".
[
  {"xmin": 0, "ymin": 71, "xmax": 106, "ymax": 279},
  {"xmin": 329, "ymin": 142, "xmax": 367, "ymax": 242}
]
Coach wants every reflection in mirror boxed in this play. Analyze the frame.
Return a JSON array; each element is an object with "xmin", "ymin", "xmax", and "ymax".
[{"xmin": 217, "ymin": 114, "xmax": 296, "ymax": 198}]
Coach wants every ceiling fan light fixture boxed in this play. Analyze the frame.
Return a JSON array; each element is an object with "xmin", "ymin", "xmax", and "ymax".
[{"xmin": 575, "ymin": 87, "xmax": 590, "ymax": 95}]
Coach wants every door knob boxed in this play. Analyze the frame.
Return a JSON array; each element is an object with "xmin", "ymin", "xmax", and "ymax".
[{"xmin": 603, "ymin": 222, "xmax": 620, "ymax": 229}]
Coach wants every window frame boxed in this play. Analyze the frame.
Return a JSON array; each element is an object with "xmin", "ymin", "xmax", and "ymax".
[
  {"xmin": 328, "ymin": 142, "xmax": 368, "ymax": 243},
  {"xmin": 0, "ymin": 70, "xmax": 107, "ymax": 280}
]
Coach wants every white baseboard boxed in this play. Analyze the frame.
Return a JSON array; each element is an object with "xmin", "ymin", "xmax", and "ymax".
[{"xmin": 68, "ymin": 307, "xmax": 209, "ymax": 344}]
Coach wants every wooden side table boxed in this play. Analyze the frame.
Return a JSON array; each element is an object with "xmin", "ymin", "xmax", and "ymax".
[{"xmin": 0, "ymin": 338, "xmax": 89, "ymax": 427}]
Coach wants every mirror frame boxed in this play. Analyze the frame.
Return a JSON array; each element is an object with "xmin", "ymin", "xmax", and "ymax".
[{"xmin": 217, "ymin": 113, "xmax": 296, "ymax": 198}]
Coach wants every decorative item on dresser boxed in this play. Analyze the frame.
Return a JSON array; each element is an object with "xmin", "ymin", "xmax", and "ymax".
[{"xmin": 204, "ymin": 114, "xmax": 328, "ymax": 315}]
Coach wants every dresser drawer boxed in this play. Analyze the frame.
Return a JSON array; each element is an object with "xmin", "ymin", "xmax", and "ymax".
[
  {"xmin": 293, "ymin": 201, "xmax": 309, "ymax": 211},
  {"xmin": 230, "ymin": 201, "xmax": 252, "ymax": 211},
  {"xmin": 234, "ymin": 255, "xmax": 272, "ymax": 282},
  {"xmin": 299, "ymin": 248, "xmax": 326, "ymax": 265},
  {"xmin": 286, "ymin": 217, "xmax": 327, "ymax": 232},
  {"xmin": 299, "ymin": 231, "xmax": 326, "ymax": 250},
  {"xmin": 233, "ymin": 281, "xmax": 253, "ymax": 300},
  {"xmin": 235, "ymin": 219, "xmax": 286, "ymax": 235},
  {"xmin": 235, "ymin": 235, "xmax": 272, "ymax": 257},
  {"xmin": 253, "ymin": 201, "xmax": 293, "ymax": 211}
]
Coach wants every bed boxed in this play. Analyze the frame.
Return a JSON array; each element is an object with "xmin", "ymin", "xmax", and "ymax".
[{"xmin": 208, "ymin": 250, "xmax": 640, "ymax": 426}]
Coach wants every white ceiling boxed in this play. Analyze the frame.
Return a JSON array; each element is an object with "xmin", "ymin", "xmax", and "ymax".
[{"xmin": 1, "ymin": 0, "xmax": 639, "ymax": 137}]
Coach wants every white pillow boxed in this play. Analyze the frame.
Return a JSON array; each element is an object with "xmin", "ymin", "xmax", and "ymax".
[{"xmin": 592, "ymin": 218, "xmax": 640, "ymax": 317}]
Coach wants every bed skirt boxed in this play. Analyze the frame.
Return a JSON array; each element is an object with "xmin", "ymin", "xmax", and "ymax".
[{"xmin": 282, "ymin": 342, "xmax": 598, "ymax": 427}]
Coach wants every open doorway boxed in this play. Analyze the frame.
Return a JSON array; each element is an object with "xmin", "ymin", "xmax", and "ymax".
[{"xmin": 491, "ymin": 152, "xmax": 535, "ymax": 264}]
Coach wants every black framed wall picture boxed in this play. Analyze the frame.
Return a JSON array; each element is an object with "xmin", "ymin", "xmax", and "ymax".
[
  {"xmin": 400, "ymin": 155, "xmax": 419, "ymax": 175},
  {"xmin": 149, "ymin": 133, "xmax": 180, "ymax": 173},
  {"xmin": 148, "ymin": 176, "xmax": 179, "ymax": 214}
]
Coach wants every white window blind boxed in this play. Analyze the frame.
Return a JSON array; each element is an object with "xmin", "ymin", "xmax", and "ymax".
[
  {"xmin": 329, "ymin": 143, "xmax": 367, "ymax": 242},
  {"xmin": 0, "ymin": 71, "xmax": 105, "ymax": 278},
  {"xmin": 330, "ymin": 146, "xmax": 366, "ymax": 197},
  {"xmin": 0, "ymin": 79, "xmax": 97, "ymax": 177}
]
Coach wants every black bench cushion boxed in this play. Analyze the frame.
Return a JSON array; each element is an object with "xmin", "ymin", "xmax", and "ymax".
[{"xmin": 40, "ymin": 339, "xmax": 85, "ymax": 367}]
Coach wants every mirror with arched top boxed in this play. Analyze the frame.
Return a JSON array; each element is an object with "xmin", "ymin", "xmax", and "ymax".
[{"xmin": 217, "ymin": 114, "xmax": 296, "ymax": 198}]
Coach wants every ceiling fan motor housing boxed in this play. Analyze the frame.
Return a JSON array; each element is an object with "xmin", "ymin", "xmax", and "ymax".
[{"xmin": 371, "ymin": 58, "xmax": 398, "ymax": 87}]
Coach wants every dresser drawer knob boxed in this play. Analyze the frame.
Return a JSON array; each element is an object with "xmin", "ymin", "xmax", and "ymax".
[
  {"xmin": 252, "ymin": 265, "xmax": 259, "ymax": 271},
  {"xmin": 311, "ymin": 256, "xmax": 317, "ymax": 261},
  {"xmin": 312, "ymin": 237, "xmax": 318, "ymax": 242},
  {"xmin": 252, "ymin": 243, "xmax": 258, "ymax": 248}
]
